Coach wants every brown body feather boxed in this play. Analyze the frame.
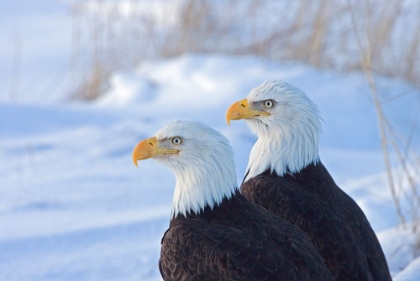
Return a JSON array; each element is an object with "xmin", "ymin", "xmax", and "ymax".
[
  {"xmin": 159, "ymin": 190, "xmax": 334, "ymax": 281},
  {"xmin": 241, "ymin": 162, "xmax": 392, "ymax": 281}
]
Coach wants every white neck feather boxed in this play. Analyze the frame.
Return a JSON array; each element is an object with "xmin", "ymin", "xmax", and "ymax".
[
  {"xmin": 245, "ymin": 123, "xmax": 320, "ymax": 181},
  {"xmin": 170, "ymin": 153, "xmax": 238, "ymax": 218},
  {"xmin": 244, "ymin": 109, "xmax": 321, "ymax": 182},
  {"xmin": 171, "ymin": 160, "xmax": 237, "ymax": 218}
]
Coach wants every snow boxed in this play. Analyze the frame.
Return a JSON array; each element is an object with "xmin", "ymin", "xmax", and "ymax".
[
  {"xmin": 1, "ymin": 53, "xmax": 419, "ymax": 280},
  {"xmin": 0, "ymin": 0, "xmax": 73, "ymax": 103},
  {"xmin": 378, "ymin": 226, "xmax": 419, "ymax": 277},
  {"xmin": 394, "ymin": 256, "xmax": 420, "ymax": 281}
]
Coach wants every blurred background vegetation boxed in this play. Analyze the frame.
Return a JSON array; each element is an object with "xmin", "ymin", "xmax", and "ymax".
[{"xmin": 69, "ymin": 0, "xmax": 420, "ymax": 100}]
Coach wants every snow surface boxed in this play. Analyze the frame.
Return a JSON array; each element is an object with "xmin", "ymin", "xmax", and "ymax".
[
  {"xmin": 0, "ymin": 0, "xmax": 73, "ymax": 103},
  {"xmin": 1, "ymin": 54, "xmax": 420, "ymax": 280},
  {"xmin": 394, "ymin": 256, "xmax": 420, "ymax": 281}
]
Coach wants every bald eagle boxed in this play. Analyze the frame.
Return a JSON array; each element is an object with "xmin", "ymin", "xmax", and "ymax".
[
  {"xmin": 132, "ymin": 120, "xmax": 333, "ymax": 281},
  {"xmin": 226, "ymin": 81, "xmax": 392, "ymax": 281}
]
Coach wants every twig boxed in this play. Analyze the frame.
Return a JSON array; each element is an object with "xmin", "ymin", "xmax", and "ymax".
[{"xmin": 347, "ymin": 0, "xmax": 406, "ymax": 227}]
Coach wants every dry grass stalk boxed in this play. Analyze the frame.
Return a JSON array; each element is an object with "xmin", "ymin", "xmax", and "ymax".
[
  {"xmin": 70, "ymin": 0, "xmax": 420, "ymax": 100},
  {"xmin": 348, "ymin": 0, "xmax": 420, "ymax": 232}
]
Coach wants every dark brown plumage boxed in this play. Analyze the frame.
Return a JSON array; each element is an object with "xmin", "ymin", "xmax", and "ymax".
[
  {"xmin": 240, "ymin": 163, "xmax": 392, "ymax": 281},
  {"xmin": 160, "ymin": 190, "xmax": 334, "ymax": 281}
]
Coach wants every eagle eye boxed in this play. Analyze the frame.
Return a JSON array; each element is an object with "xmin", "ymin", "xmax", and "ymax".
[
  {"xmin": 171, "ymin": 137, "xmax": 183, "ymax": 145},
  {"xmin": 263, "ymin": 100, "xmax": 275, "ymax": 108}
]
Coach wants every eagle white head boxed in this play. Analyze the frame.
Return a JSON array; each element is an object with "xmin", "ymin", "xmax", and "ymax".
[
  {"xmin": 226, "ymin": 80, "xmax": 322, "ymax": 181},
  {"xmin": 132, "ymin": 120, "xmax": 237, "ymax": 218}
]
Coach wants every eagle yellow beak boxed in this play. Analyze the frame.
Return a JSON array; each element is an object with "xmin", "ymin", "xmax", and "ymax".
[
  {"xmin": 132, "ymin": 136, "xmax": 179, "ymax": 167},
  {"xmin": 226, "ymin": 99, "xmax": 270, "ymax": 125}
]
